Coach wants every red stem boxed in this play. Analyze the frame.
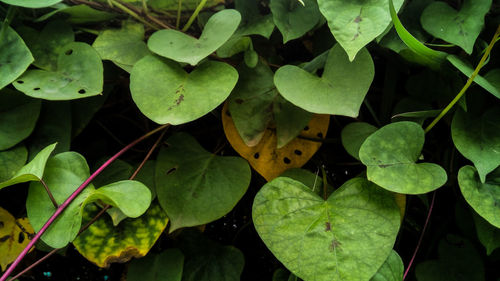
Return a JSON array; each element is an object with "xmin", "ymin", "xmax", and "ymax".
[
  {"xmin": 403, "ymin": 191, "xmax": 436, "ymax": 280},
  {"xmin": 0, "ymin": 124, "xmax": 169, "ymax": 281}
]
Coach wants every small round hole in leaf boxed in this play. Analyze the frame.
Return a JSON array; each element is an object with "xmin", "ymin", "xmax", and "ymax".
[
  {"xmin": 17, "ymin": 80, "xmax": 24, "ymax": 84},
  {"xmin": 254, "ymin": 153, "xmax": 260, "ymax": 159},
  {"xmin": 0, "ymin": 221, "xmax": 3, "ymax": 228},
  {"xmin": 33, "ymin": 87, "xmax": 40, "ymax": 91},
  {"xmin": 78, "ymin": 89, "xmax": 86, "ymax": 94},
  {"xmin": 65, "ymin": 49, "xmax": 73, "ymax": 55},
  {"xmin": 317, "ymin": 132, "xmax": 323, "ymax": 138},
  {"xmin": 294, "ymin": 149, "xmax": 302, "ymax": 156},
  {"xmin": 303, "ymin": 126, "xmax": 309, "ymax": 131},
  {"xmin": 283, "ymin": 157, "xmax": 291, "ymax": 164},
  {"xmin": 18, "ymin": 232, "xmax": 25, "ymax": 243}
]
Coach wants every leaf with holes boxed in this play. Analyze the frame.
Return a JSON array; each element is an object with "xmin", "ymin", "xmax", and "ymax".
[
  {"xmin": 274, "ymin": 44, "xmax": 374, "ymax": 117},
  {"xmin": 253, "ymin": 177, "xmax": 401, "ymax": 281},
  {"xmin": 370, "ymin": 250, "xmax": 404, "ymax": 281},
  {"xmin": 0, "ymin": 89, "xmax": 41, "ymax": 150},
  {"xmin": 93, "ymin": 21, "xmax": 150, "ymax": 72},
  {"xmin": 317, "ymin": 0, "xmax": 404, "ymax": 61},
  {"xmin": 147, "ymin": 9, "xmax": 241, "ymax": 65},
  {"xmin": 420, "ymin": 0, "xmax": 491, "ymax": 54},
  {"xmin": 341, "ymin": 122, "xmax": 377, "ymax": 160},
  {"xmin": 13, "ymin": 42, "xmax": 103, "ymax": 100},
  {"xmin": 0, "ymin": 25, "xmax": 34, "ymax": 90},
  {"xmin": 0, "ymin": 207, "xmax": 35, "ymax": 271},
  {"xmin": 359, "ymin": 122, "xmax": 447, "ymax": 194},
  {"xmin": 452, "ymin": 108, "xmax": 500, "ymax": 183},
  {"xmin": 0, "ymin": 146, "xmax": 27, "ymax": 183},
  {"xmin": 458, "ymin": 165, "xmax": 500, "ymax": 228},
  {"xmin": 228, "ymin": 60, "xmax": 311, "ymax": 148},
  {"xmin": 27, "ymin": 152, "xmax": 151, "ymax": 248},
  {"xmin": 127, "ymin": 249, "xmax": 184, "ymax": 281},
  {"xmin": 155, "ymin": 133, "xmax": 251, "ymax": 232},
  {"xmin": 270, "ymin": 0, "xmax": 321, "ymax": 43},
  {"xmin": 0, "ymin": 0, "xmax": 61, "ymax": 8},
  {"xmin": 130, "ymin": 55, "xmax": 238, "ymax": 125},
  {"xmin": 0, "ymin": 143, "xmax": 56, "ymax": 190},
  {"xmin": 73, "ymin": 202, "xmax": 168, "ymax": 268},
  {"xmin": 28, "ymin": 20, "xmax": 75, "ymax": 71},
  {"xmin": 415, "ymin": 235, "xmax": 484, "ymax": 281},
  {"xmin": 223, "ymin": 103, "xmax": 329, "ymax": 181}
]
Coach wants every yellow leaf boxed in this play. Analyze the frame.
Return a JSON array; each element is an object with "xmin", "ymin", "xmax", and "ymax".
[
  {"xmin": 222, "ymin": 102, "xmax": 330, "ymax": 181},
  {"xmin": 73, "ymin": 203, "xmax": 168, "ymax": 268},
  {"xmin": 0, "ymin": 207, "xmax": 34, "ymax": 271}
]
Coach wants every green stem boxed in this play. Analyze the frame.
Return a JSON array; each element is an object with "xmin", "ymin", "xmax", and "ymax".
[
  {"xmin": 142, "ymin": 0, "xmax": 148, "ymax": 13},
  {"xmin": 176, "ymin": 0, "xmax": 182, "ymax": 29},
  {"xmin": 424, "ymin": 24, "xmax": 500, "ymax": 134},
  {"xmin": 108, "ymin": 0, "xmax": 158, "ymax": 30},
  {"xmin": 77, "ymin": 27, "xmax": 99, "ymax": 35},
  {"xmin": 363, "ymin": 99, "xmax": 381, "ymax": 127},
  {"xmin": 181, "ymin": 0, "xmax": 207, "ymax": 32}
]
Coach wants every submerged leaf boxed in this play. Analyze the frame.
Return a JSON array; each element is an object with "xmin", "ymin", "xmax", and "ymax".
[
  {"xmin": 370, "ymin": 250, "xmax": 404, "ymax": 281},
  {"xmin": 270, "ymin": 0, "xmax": 321, "ymax": 43},
  {"xmin": 127, "ymin": 249, "xmax": 184, "ymax": 281}
]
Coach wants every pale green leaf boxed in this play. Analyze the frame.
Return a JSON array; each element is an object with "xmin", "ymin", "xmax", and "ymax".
[
  {"xmin": 0, "ymin": 25, "xmax": 33, "ymax": 90},
  {"xmin": 370, "ymin": 250, "xmax": 404, "ymax": 281},
  {"xmin": 341, "ymin": 122, "xmax": 377, "ymax": 160},
  {"xmin": 359, "ymin": 122, "xmax": 447, "ymax": 194},
  {"xmin": 253, "ymin": 177, "xmax": 401, "ymax": 281},
  {"xmin": 270, "ymin": 0, "xmax": 321, "ymax": 43}
]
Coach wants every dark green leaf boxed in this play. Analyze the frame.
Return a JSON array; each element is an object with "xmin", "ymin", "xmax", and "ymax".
[
  {"xmin": 341, "ymin": 122, "xmax": 377, "ymax": 160},
  {"xmin": 127, "ymin": 249, "xmax": 184, "ymax": 281},
  {"xmin": 0, "ymin": 25, "xmax": 33, "ymax": 90}
]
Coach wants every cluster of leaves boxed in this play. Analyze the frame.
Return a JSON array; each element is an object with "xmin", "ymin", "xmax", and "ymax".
[{"xmin": 0, "ymin": 0, "xmax": 500, "ymax": 280}]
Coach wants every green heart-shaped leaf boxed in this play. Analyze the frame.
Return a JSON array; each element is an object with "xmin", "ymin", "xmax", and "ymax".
[
  {"xmin": 420, "ymin": 0, "xmax": 491, "ymax": 54},
  {"xmin": 229, "ymin": 60, "xmax": 311, "ymax": 147},
  {"xmin": 156, "ymin": 133, "xmax": 251, "ymax": 232},
  {"xmin": 472, "ymin": 212, "xmax": 500, "ymax": 255},
  {"xmin": 458, "ymin": 165, "xmax": 500, "ymax": 228},
  {"xmin": 130, "ymin": 55, "xmax": 238, "ymax": 125},
  {"xmin": 274, "ymin": 44, "xmax": 374, "ymax": 117},
  {"xmin": 370, "ymin": 250, "xmax": 404, "ymax": 281},
  {"xmin": 317, "ymin": 0, "xmax": 404, "ymax": 60},
  {"xmin": 27, "ymin": 101, "xmax": 72, "ymax": 159},
  {"xmin": 0, "ymin": 89, "xmax": 41, "ymax": 150},
  {"xmin": 452, "ymin": 108, "xmax": 500, "ymax": 183},
  {"xmin": 27, "ymin": 152, "xmax": 151, "ymax": 248},
  {"xmin": 341, "ymin": 122, "xmax": 377, "ymax": 160},
  {"xmin": 29, "ymin": 20, "xmax": 75, "ymax": 71},
  {"xmin": 93, "ymin": 21, "xmax": 150, "ymax": 72},
  {"xmin": 0, "ymin": 25, "xmax": 33, "ymax": 90},
  {"xmin": 177, "ymin": 229, "xmax": 245, "ymax": 281},
  {"xmin": 234, "ymin": 0, "xmax": 275, "ymax": 38},
  {"xmin": 13, "ymin": 42, "xmax": 103, "ymax": 100},
  {"xmin": 0, "ymin": 0, "xmax": 61, "ymax": 8},
  {"xmin": 359, "ymin": 122, "xmax": 447, "ymax": 194},
  {"xmin": 148, "ymin": 9, "xmax": 241, "ymax": 65},
  {"xmin": 253, "ymin": 177, "xmax": 401, "ymax": 281},
  {"xmin": 0, "ymin": 143, "xmax": 56, "ymax": 190},
  {"xmin": 270, "ymin": 0, "xmax": 321, "ymax": 43},
  {"xmin": 127, "ymin": 249, "xmax": 184, "ymax": 281},
  {"xmin": 0, "ymin": 145, "xmax": 27, "ymax": 183},
  {"xmin": 415, "ymin": 235, "xmax": 485, "ymax": 281},
  {"xmin": 73, "ymin": 202, "xmax": 168, "ymax": 268}
]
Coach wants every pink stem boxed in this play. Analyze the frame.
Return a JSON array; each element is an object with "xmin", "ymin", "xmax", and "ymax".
[
  {"xmin": 403, "ymin": 191, "xmax": 436, "ymax": 280},
  {"xmin": 0, "ymin": 124, "xmax": 169, "ymax": 281}
]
